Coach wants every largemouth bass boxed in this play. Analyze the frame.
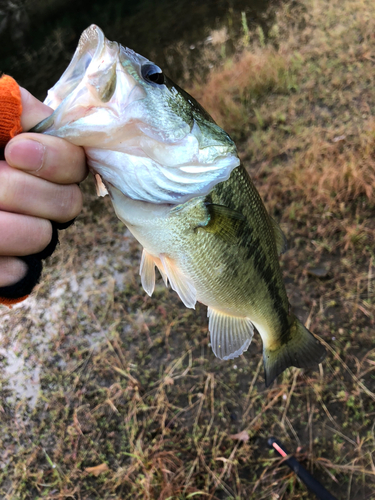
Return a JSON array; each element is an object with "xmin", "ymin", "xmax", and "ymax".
[{"xmin": 32, "ymin": 25, "xmax": 326, "ymax": 386}]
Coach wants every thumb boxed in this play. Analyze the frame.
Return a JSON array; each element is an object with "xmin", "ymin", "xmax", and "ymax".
[{"xmin": 19, "ymin": 87, "xmax": 53, "ymax": 131}]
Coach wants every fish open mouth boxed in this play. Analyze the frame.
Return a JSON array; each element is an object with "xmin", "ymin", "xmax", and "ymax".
[{"xmin": 31, "ymin": 25, "xmax": 125, "ymax": 135}]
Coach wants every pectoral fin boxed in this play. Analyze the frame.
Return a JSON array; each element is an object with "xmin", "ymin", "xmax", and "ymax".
[
  {"xmin": 198, "ymin": 204, "xmax": 246, "ymax": 243},
  {"xmin": 160, "ymin": 255, "xmax": 196, "ymax": 309},
  {"xmin": 140, "ymin": 250, "xmax": 170, "ymax": 296},
  {"xmin": 208, "ymin": 307, "xmax": 254, "ymax": 360},
  {"xmin": 140, "ymin": 249, "xmax": 156, "ymax": 296}
]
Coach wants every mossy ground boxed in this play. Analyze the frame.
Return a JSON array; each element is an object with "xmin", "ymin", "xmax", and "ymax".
[{"xmin": 1, "ymin": 0, "xmax": 375, "ymax": 498}]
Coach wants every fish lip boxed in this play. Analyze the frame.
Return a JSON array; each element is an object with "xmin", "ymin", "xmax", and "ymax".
[
  {"xmin": 44, "ymin": 24, "xmax": 110, "ymax": 110},
  {"xmin": 77, "ymin": 24, "xmax": 105, "ymax": 64},
  {"xmin": 65, "ymin": 24, "xmax": 108, "ymax": 85}
]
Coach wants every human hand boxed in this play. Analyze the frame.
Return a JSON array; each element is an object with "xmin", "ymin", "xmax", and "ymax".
[{"xmin": 0, "ymin": 86, "xmax": 88, "ymax": 289}]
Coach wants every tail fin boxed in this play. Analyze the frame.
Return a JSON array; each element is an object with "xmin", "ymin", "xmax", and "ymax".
[{"xmin": 263, "ymin": 316, "xmax": 326, "ymax": 387}]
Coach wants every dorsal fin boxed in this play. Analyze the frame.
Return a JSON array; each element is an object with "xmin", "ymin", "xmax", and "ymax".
[
  {"xmin": 139, "ymin": 249, "xmax": 156, "ymax": 296},
  {"xmin": 208, "ymin": 307, "xmax": 254, "ymax": 360},
  {"xmin": 159, "ymin": 255, "xmax": 197, "ymax": 309},
  {"xmin": 270, "ymin": 217, "xmax": 287, "ymax": 255}
]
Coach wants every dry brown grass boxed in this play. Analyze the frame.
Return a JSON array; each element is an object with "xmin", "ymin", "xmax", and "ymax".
[
  {"xmin": 1, "ymin": 0, "xmax": 375, "ymax": 499},
  {"xmin": 190, "ymin": 48, "xmax": 293, "ymax": 137},
  {"xmin": 289, "ymin": 127, "xmax": 375, "ymax": 205},
  {"xmin": 189, "ymin": 0, "xmax": 375, "ymax": 215}
]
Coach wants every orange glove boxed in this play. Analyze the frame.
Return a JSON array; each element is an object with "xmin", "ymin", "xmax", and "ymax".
[
  {"xmin": 0, "ymin": 74, "xmax": 23, "ymax": 147},
  {"xmin": 0, "ymin": 75, "xmax": 74, "ymax": 307},
  {"xmin": 0, "ymin": 74, "xmax": 28, "ymax": 306}
]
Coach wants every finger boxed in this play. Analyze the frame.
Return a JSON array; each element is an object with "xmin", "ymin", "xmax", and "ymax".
[
  {"xmin": 4, "ymin": 133, "xmax": 88, "ymax": 184},
  {"xmin": 19, "ymin": 87, "xmax": 53, "ymax": 131},
  {"xmin": 0, "ymin": 162, "xmax": 83, "ymax": 223},
  {"xmin": 0, "ymin": 211, "xmax": 52, "ymax": 256},
  {"xmin": 0, "ymin": 256, "xmax": 28, "ymax": 287}
]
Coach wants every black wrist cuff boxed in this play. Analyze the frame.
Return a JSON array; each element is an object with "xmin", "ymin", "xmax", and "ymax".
[{"xmin": 0, "ymin": 218, "xmax": 75, "ymax": 304}]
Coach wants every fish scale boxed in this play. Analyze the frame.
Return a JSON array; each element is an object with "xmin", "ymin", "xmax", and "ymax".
[
  {"xmin": 31, "ymin": 25, "xmax": 326, "ymax": 386},
  {"xmin": 167, "ymin": 164, "xmax": 287, "ymax": 325}
]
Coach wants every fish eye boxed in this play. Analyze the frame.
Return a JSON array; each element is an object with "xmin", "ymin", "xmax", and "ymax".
[{"xmin": 141, "ymin": 63, "xmax": 164, "ymax": 85}]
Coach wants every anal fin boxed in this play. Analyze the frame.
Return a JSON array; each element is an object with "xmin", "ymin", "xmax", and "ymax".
[
  {"xmin": 208, "ymin": 307, "xmax": 254, "ymax": 360},
  {"xmin": 159, "ymin": 254, "xmax": 196, "ymax": 309}
]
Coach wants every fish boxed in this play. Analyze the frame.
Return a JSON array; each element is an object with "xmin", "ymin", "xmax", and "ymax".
[{"xmin": 32, "ymin": 25, "xmax": 326, "ymax": 386}]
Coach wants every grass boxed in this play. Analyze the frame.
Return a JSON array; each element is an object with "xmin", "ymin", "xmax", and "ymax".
[{"xmin": 1, "ymin": 0, "xmax": 375, "ymax": 498}]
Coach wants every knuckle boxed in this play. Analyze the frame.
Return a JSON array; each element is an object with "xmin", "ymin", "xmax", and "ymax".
[
  {"xmin": 62, "ymin": 144, "xmax": 88, "ymax": 182},
  {"xmin": 40, "ymin": 138, "xmax": 87, "ymax": 184},
  {"xmin": 35, "ymin": 219, "xmax": 53, "ymax": 248},
  {"xmin": 0, "ymin": 164, "xmax": 14, "ymax": 205},
  {"xmin": 0, "ymin": 213, "xmax": 52, "ymax": 256},
  {"xmin": 57, "ymin": 184, "xmax": 82, "ymax": 222},
  {"xmin": 24, "ymin": 219, "xmax": 52, "ymax": 254}
]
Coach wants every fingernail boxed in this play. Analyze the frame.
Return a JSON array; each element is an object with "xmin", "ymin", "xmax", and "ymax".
[{"xmin": 5, "ymin": 139, "xmax": 45, "ymax": 171}]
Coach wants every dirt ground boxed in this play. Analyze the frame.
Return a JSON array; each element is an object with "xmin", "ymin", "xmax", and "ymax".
[{"xmin": 1, "ymin": 0, "xmax": 375, "ymax": 498}]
